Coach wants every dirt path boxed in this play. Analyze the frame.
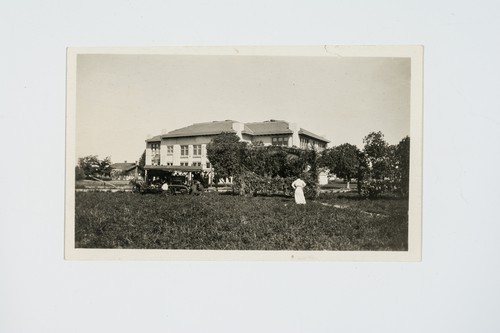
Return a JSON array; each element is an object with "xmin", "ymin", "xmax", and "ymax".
[{"xmin": 318, "ymin": 202, "xmax": 387, "ymax": 217}]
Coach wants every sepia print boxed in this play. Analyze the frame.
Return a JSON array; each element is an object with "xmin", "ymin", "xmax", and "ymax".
[{"xmin": 65, "ymin": 46, "xmax": 423, "ymax": 260}]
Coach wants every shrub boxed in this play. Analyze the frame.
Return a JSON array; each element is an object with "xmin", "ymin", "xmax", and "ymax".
[
  {"xmin": 234, "ymin": 172, "xmax": 294, "ymax": 196},
  {"xmin": 360, "ymin": 179, "xmax": 397, "ymax": 199}
]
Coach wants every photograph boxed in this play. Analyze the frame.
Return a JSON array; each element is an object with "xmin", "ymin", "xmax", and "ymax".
[
  {"xmin": 65, "ymin": 46, "xmax": 423, "ymax": 260},
  {"xmin": 6, "ymin": 1, "xmax": 500, "ymax": 331}
]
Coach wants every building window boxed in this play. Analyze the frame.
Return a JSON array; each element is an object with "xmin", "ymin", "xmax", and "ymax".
[
  {"xmin": 193, "ymin": 144, "xmax": 201, "ymax": 156},
  {"xmin": 151, "ymin": 142, "xmax": 160, "ymax": 165},
  {"xmin": 181, "ymin": 145, "xmax": 188, "ymax": 156},
  {"xmin": 166, "ymin": 162, "xmax": 173, "ymax": 166},
  {"xmin": 272, "ymin": 137, "xmax": 287, "ymax": 146},
  {"xmin": 180, "ymin": 162, "xmax": 189, "ymax": 166},
  {"xmin": 166, "ymin": 145, "xmax": 173, "ymax": 155},
  {"xmin": 206, "ymin": 162, "xmax": 211, "ymax": 169},
  {"xmin": 192, "ymin": 162, "xmax": 202, "ymax": 167},
  {"xmin": 300, "ymin": 138, "xmax": 310, "ymax": 149}
]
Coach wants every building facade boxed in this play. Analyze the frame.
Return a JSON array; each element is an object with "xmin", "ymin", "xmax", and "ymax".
[{"xmin": 145, "ymin": 120, "xmax": 329, "ymax": 169}]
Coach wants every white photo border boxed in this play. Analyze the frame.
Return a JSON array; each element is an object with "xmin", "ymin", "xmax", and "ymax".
[{"xmin": 65, "ymin": 45, "xmax": 423, "ymax": 261}]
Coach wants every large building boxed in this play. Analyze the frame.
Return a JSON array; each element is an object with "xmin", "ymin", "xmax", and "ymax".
[{"xmin": 144, "ymin": 119, "xmax": 329, "ymax": 184}]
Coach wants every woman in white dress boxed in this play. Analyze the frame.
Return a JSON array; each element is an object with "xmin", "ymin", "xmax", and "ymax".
[{"xmin": 291, "ymin": 178, "xmax": 306, "ymax": 204}]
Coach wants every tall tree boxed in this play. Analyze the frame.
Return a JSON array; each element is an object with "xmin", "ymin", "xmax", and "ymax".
[
  {"xmin": 138, "ymin": 150, "xmax": 146, "ymax": 177},
  {"xmin": 363, "ymin": 131, "xmax": 392, "ymax": 180},
  {"xmin": 333, "ymin": 143, "xmax": 359, "ymax": 189},
  {"xmin": 206, "ymin": 132, "xmax": 248, "ymax": 193},
  {"xmin": 319, "ymin": 146, "xmax": 337, "ymax": 173},
  {"xmin": 356, "ymin": 150, "xmax": 369, "ymax": 195},
  {"xmin": 320, "ymin": 144, "xmax": 360, "ymax": 189},
  {"xmin": 395, "ymin": 136, "xmax": 410, "ymax": 196}
]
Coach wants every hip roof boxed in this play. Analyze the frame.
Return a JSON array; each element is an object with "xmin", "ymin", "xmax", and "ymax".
[{"xmin": 147, "ymin": 119, "xmax": 329, "ymax": 143}]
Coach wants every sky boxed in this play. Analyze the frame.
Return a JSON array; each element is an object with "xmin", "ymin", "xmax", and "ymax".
[{"xmin": 76, "ymin": 54, "xmax": 410, "ymax": 163}]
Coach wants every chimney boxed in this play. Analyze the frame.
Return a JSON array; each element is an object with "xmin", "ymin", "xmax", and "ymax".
[
  {"xmin": 232, "ymin": 122, "xmax": 245, "ymax": 139},
  {"xmin": 289, "ymin": 122, "xmax": 300, "ymax": 147}
]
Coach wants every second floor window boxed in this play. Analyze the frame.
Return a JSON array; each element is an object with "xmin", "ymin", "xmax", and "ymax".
[
  {"xmin": 272, "ymin": 137, "xmax": 287, "ymax": 146},
  {"xmin": 206, "ymin": 162, "xmax": 211, "ymax": 169},
  {"xmin": 151, "ymin": 142, "xmax": 160, "ymax": 155},
  {"xmin": 300, "ymin": 138, "xmax": 309, "ymax": 149},
  {"xmin": 166, "ymin": 145, "xmax": 173, "ymax": 155},
  {"xmin": 180, "ymin": 162, "xmax": 189, "ymax": 166},
  {"xmin": 151, "ymin": 142, "xmax": 160, "ymax": 165},
  {"xmin": 181, "ymin": 145, "xmax": 188, "ymax": 156},
  {"xmin": 193, "ymin": 145, "xmax": 202, "ymax": 156}
]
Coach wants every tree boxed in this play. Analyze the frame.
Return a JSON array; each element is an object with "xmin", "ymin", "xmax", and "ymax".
[
  {"xmin": 319, "ymin": 147, "xmax": 337, "ymax": 172},
  {"xmin": 394, "ymin": 136, "xmax": 410, "ymax": 196},
  {"xmin": 332, "ymin": 143, "xmax": 359, "ymax": 189},
  {"xmin": 359, "ymin": 132, "xmax": 411, "ymax": 198},
  {"xmin": 363, "ymin": 131, "xmax": 392, "ymax": 180},
  {"xmin": 138, "ymin": 150, "xmax": 146, "ymax": 177},
  {"xmin": 320, "ymin": 144, "xmax": 360, "ymax": 189},
  {"xmin": 356, "ymin": 150, "xmax": 369, "ymax": 195},
  {"xmin": 78, "ymin": 155, "xmax": 113, "ymax": 179},
  {"xmin": 99, "ymin": 157, "xmax": 112, "ymax": 179},
  {"xmin": 206, "ymin": 132, "xmax": 248, "ymax": 194},
  {"xmin": 78, "ymin": 155, "xmax": 101, "ymax": 178}
]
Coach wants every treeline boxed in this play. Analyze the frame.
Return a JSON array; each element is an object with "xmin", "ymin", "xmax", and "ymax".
[
  {"xmin": 320, "ymin": 132, "xmax": 410, "ymax": 198},
  {"xmin": 207, "ymin": 131, "xmax": 410, "ymax": 199}
]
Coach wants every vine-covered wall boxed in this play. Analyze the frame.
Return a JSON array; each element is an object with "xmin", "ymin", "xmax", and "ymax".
[{"xmin": 232, "ymin": 146, "xmax": 320, "ymax": 199}]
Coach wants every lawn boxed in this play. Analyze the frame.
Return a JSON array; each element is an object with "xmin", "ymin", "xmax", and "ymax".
[{"xmin": 74, "ymin": 192, "xmax": 408, "ymax": 251}]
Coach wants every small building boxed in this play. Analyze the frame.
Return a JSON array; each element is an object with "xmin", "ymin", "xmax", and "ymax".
[{"xmin": 110, "ymin": 162, "xmax": 141, "ymax": 180}]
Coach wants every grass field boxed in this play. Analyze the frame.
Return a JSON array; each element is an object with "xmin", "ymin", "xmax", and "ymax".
[{"xmin": 75, "ymin": 192, "xmax": 408, "ymax": 251}]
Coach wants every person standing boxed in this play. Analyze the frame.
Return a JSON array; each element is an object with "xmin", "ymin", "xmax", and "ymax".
[{"xmin": 291, "ymin": 178, "xmax": 307, "ymax": 204}]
